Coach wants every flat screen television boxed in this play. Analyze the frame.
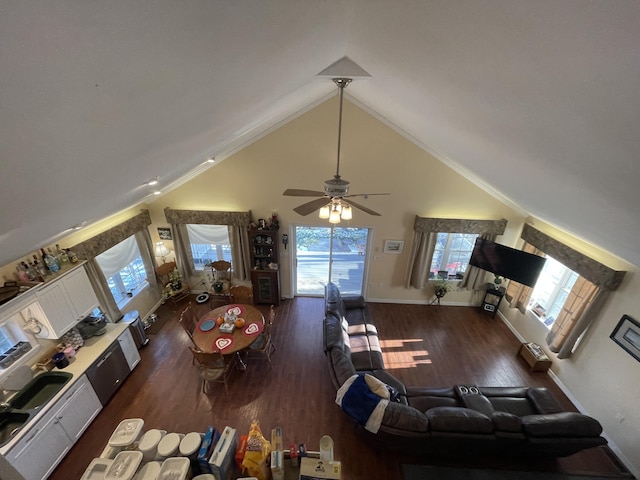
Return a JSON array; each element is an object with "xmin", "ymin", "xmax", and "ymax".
[{"xmin": 468, "ymin": 238, "xmax": 546, "ymax": 287}]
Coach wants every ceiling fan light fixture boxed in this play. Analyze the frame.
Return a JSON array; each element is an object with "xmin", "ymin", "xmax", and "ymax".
[
  {"xmin": 319, "ymin": 204, "xmax": 331, "ymax": 219},
  {"xmin": 329, "ymin": 206, "xmax": 341, "ymax": 224},
  {"xmin": 341, "ymin": 204, "xmax": 352, "ymax": 220}
]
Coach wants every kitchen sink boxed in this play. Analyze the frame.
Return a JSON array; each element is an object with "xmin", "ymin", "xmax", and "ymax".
[
  {"xmin": 8, "ymin": 371, "xmax": 72, "ymax": 411},
  {"xmin": 0, "ymin": 411, "xmax": 30, "ymax": 445}
]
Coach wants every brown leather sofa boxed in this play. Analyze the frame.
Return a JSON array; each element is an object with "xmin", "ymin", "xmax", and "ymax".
[{"xmin": 324, "ymin": 282, "xmax": 607, "ymax": 457}]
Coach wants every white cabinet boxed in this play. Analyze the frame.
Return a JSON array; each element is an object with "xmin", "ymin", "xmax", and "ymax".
[
  {"xmin": 5, "ymin": 374, "xmax": 102, "ymax": 479},
  {"xmin": 22, "ymin": 265, "xmax": 99, "ymax": 339},
  {"xmin": 118, "ymin": 328, "xmax": 141, "ymax": 370}
]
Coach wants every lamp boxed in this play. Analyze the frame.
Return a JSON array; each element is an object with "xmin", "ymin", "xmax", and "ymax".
[
  {"xmin": 154, "ymin": 242, "xmax": 171, "ymax": 263},
  {"xmin": 340, "ymin": 203, "xmax": 352, "ymax": 220}
]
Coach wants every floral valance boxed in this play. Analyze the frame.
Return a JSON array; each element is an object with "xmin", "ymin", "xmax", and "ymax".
[
  {"xmin": 521, "ymin": 224, "xmax": 626, "ymax": 290},
  {"xmin": 413, "ymin": 216, "xmax": 508, "ymax": 235},
  {"xmin": 164, "ymin": 208, "xmax": 251, "ymax": 226},
  {"xmin": 71, "ymin": 210, "xmax": 152, "ymax": 260}
]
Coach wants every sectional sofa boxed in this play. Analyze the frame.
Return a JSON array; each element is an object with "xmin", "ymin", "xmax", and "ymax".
[{"xmin": 323, "ymin": 282, "xmax": 607, "ymax": 457}]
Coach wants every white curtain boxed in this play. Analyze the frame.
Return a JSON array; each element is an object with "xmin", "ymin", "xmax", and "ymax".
[
  {"xmin": 85, "ymin": 260, "xmax": 122, "ymax": 322},
  {"xmin": 96, "ymin": 235, "xmax": 139, "ymax": 279},
  {"xmin": 405, "ymin": 231, "xmax": 437, "ymax": 289},
  {"xmin": 186, "ymin": 224, "xmax": 229, "ymax": 244}
]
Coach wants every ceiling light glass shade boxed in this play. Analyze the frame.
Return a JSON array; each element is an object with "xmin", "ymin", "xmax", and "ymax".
[
  {"xmin": 319, "ymin": 204, "xmax": 331, "ymax": 219},
  {"xmin": 341, "ymin": 204, "xmax": 352, "ymax": 220},
  {"xmin": 335, "ymin": 202, "xmax": 343, "ymax": 213},
  {"xmin": 329, "ymin": 207, "xmax": 341, "ymax": 224},
  {"xmin": 154, "ymin": 242, "xmax": 170, "ymax": 258}
]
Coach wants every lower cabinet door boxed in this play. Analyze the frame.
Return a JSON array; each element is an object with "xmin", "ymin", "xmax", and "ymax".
[
  {"xmin": 57, "ymin": 375, "xmax": 102, "ymax": 442},
  {"xmin": 7, "ymin": 413, "xmax": 71, "ymax": 480}
]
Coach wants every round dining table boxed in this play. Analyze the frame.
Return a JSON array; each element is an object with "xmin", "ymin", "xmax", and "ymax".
[{"xmin": 192, "ymin": 303, "xmax": 265, "ymax": 370}]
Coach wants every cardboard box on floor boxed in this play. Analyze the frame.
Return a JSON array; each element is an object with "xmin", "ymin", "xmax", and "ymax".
[{"xmin": 299, "ymin": 457, "xmax": 341, "ymax": 480}]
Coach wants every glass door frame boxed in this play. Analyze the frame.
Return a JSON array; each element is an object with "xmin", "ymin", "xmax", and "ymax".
[{"xmin": 292, "ymin": 224, "xmax": 372, "ymax": 297}]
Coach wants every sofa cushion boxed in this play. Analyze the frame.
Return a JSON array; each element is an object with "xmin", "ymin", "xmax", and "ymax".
[
  {"xmin": 329, "ymin": 347, "xmax": 356, "ymax": 386},
  {"xmin": 521, "ymin": 412, "xmax": 603, "ymax": 438},
  {"xmin": 461, "ymin": 394, "xmax": 495, "ymax": 416},
  {"xmin": 492, "ymin": 411, "xmax": 523, "ymax": 432},
  {"xmin": 427, "ymin": 407, "xmax": 494, "ymax": 434},
  {"xmin": 382, "ymin": 402, "xmax": 430, "ymax": 433},
  {"xmin": 323, "ymin": 313, "xmax": 345, "ymax": 352}
]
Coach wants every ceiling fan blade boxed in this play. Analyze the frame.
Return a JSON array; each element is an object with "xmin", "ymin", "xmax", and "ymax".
[
  {"xmin": 293, "ymin": 197, "xmax": 331, "ymax": 216},
  {"xmin": 283, "ymin": 189, "xmax": 326, "ymax": 197},
  {"xmin": 344, "ymin": 192, "xmax": 390, "ymax": 198},
  {"xmin": 344, "ymin": 199, "xmax": 382, "ymax": 216}
]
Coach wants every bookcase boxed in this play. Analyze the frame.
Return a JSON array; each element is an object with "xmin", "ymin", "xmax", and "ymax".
[{"xmin": 248, "ymin": 229, "xmax": 280, "ymax": 305}]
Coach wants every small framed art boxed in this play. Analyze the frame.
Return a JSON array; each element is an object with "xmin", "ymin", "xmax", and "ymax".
[
  {"xmin": 610, "ymin": 314, "xmax": 640, "ymax": 362},
  {"xmin": 383, "ymin": 240, "xmax": 404, "ymax": 254},
  {"xmin": 158, "ymin": 227, "xmax": 172, "ymax": 240}
]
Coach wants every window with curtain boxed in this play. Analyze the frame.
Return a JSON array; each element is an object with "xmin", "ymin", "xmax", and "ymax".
[
  {"xmin": 429, "ymin": 233, "xmax": 478, "ymax": 279},
  {"xmin": 96, "ymin": 235, "xmax": 148, "ymax": 307},
  {"xmin": 528, "ymin": 256, "xmax": 579, "ymax": 327},
  {"xmin": 186, "ymin": 224, "xmax": 232, "ymax": 270}
]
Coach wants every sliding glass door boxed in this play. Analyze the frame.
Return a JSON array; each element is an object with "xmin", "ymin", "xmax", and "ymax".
[{"xmin": 294, "ymin": 225, "xmax": 369, "ymax": 296}]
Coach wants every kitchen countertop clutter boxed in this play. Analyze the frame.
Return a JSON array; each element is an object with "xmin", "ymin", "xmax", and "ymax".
[{"xmin": 0, "ymin": 322, "xmax": 140, "ymax": 480}]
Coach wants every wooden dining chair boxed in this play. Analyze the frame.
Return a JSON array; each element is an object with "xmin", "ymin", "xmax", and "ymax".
[
  {"xmin": 178, "ymin": 302, "xmax": 199, "ymax": 346},
  {"xmin": 188, "ymin": 346, "xmax": 236, "ymax": 394},
  {"xmin": 229, "ymin": 285, "xmax": 254, "ymax": 305},
  {"xmin": 246, "ymin": 305, "xmax": 276, "ymax": 366}
]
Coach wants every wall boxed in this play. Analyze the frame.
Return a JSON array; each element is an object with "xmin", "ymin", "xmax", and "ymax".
[
  {"xmin": 147, "ymin": 96, "xmax": 524, "ymax": 304},
  {"xmin": 499, "ymin": 218, "xmax": 640, "ymax": 476}
]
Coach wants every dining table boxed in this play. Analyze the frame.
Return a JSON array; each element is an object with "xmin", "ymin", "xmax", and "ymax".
[{"xmin": 192, "ymin": 303, "xmax": 265, "ymax": 370}]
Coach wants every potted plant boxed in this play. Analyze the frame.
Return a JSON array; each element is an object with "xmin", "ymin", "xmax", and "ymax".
[
  {"xmin": 168, "ymin": 268, "xmax": 183, "ymax": 291},
  {"xmin": 434, "ymin": 278, "xmax": 452, "ymax": 298},
  {"xmin": 493, "ymin": 275, "xmax": 504, "ymax": 290}
]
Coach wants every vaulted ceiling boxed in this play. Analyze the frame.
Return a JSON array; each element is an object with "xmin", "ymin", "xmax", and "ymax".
[{"xmin": 1, "ymin": 1, "xmax": 639, "ymax": 268}]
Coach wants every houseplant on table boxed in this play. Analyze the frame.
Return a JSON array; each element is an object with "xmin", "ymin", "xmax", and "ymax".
[{"xmin": 434, "ymin": 278, "xmax": 452, "ymax": 298}]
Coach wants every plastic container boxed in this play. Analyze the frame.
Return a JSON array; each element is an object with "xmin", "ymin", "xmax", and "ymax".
[
  {"xmin": 156, "ymin": 432, "xmax": 182, "ymax": 460},
  {"xmin": 108, "ymin": 418, "xmax": 145, "ymax": 448},
  {"xmin": 158, "ymin": 457, "xmax": 190, "ymax": 479},
  {"xmin": 139, "ymin": 428, "xmax": 166, "ymax": 461},
  {"xmin": 134, "ymin": 461, "xmax": 162, "ymax": 480},
  {"xmin": 81, "ymin": 458, "xmax": 113, "ymax": 480},
  {"xmin": 105, "ymin": 451, "xmax": 143, "ymax": 480},
  {"xmin": 179, "ymin": 431, "xmax": 202, "ymax": 458},
  {"xmin": 52, "ymin": 352, "xmax": 69, "ymax": 369}
]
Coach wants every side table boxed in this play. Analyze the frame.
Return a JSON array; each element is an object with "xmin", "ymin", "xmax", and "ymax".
[{"xmin": 481, "ymin": 283, "xmax": 506, "ymax": 317}]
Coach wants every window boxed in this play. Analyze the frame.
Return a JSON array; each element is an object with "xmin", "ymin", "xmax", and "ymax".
[
  {"xmin": 429, "ymin": 233, "xmax": 478, "ymax": 279},
  {"xmin": 0, "ymin": 321, "xmax": 33, "ymax": 369},
  {"xmin": 96, "ymin": 235, "xmax": 148, "ymax": 307},
  {"xmin": 186, "ymin": 224, "xmax": 232, "ymax": 270},
  {"xmin": 528, "ymin": 255, "xmax": 579, "ymax": 328},
  {"xmin": 0, "ymin": 327, "xmax": 14, "ymax": 356}
]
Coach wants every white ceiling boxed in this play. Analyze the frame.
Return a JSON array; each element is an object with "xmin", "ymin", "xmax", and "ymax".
[{"xmin": 1, "ymin": 1, "xmax": 639, "ymax": 268}]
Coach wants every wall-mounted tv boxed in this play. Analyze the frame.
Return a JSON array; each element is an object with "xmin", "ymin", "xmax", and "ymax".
[{"xmin": 468, "ymin": 238, "xmax": 546, "ymax": 287}]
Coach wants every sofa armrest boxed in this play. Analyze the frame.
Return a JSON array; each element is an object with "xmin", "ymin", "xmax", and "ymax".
[
  {"xmin": 342, "ymin": 295, "xmax": 366, "ymax": 309},
  {"xmin": 521, "ymin": 412, "xmax": 603, "ymax": 438}
]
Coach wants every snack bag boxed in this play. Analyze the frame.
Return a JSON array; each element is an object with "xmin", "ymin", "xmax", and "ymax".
[{"xmin": 241, "ymin": 421, "xmax": 271, "ymax": 480}]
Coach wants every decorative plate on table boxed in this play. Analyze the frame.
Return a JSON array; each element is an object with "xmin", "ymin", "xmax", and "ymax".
[
  {"xmin": 226, "ymin": 305, "xmax": 244, "ymax": 316},
  {"xmin": 214, "ymin": 335, "xmax": 234, "ymax": 352},
  {"xmin": 199, "ymin": 319, "xmax": 216, "ymax": 332},
  {"xmin": 243, "ymin": 322, "xmax": 263, "ymax": 336}
]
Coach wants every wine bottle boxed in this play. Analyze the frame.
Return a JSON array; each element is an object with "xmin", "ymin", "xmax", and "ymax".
[
  {"xmin": 56, "ymin": 244, "xmax": 70, "ymax": 264},
  {"xmin": 67, "ymin": 248, "xmax": 79, "ymax": 264},
  {"xmin": 32, "ymin": 254, "xmax": 48, "ymax": 279},
  {"xmin": 41, "ymin": 248, "xmax": 60, "ymax": 273},
  {"xmin": 48, "ymin": 247, "xmax": 62, "ymax": 269}
]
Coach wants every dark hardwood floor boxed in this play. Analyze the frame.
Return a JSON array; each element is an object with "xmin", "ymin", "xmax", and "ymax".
[{"xmin": 49, "ymin": 297, "xmax": 631, "ymax": 479}]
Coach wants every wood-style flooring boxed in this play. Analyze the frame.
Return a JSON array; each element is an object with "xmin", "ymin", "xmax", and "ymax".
[{"xmin": 49, "ymin": 297, "xmax": 631, "ymax": 479}]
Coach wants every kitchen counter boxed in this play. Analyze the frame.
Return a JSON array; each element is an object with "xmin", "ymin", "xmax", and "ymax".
[{"xmin": 0, "ymin": 322, "xmax": 128, "ymax": 455}]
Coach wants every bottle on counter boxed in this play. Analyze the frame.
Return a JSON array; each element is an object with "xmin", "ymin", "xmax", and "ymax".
[
  {"xmin": 41, "ymin": 248, "xmax": 60, "ymax": 273},
  {"xmin": 21, "ymin": 261, "xmax": 37, "ymax": 281},
  {"xmin": 56, "ymin": 244, "xmax": 69, "ymax": 264},
  {"xmin": 67, "ymin": 248, "xmax": 78, "ymax": 264},
  {"xmin": 31, "ymin": 255, "xmax": 48, "ymax": 279},
  {"xmin": 15, "ymin": 264, "xmax": 30, "ymax": 282},
  {"xmin": 48, "ymin": 247, "xmax": 62, "ymax": 269}
]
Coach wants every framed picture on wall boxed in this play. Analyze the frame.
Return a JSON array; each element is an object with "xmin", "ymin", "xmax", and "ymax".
[
  {"xmin": 158, "ymin": 227, "xmax": 172, "ymax": 240},
  {"xmin": 383, "ymin": 240, "xmax": 404, "ymax": 254},
  {"xmin": 610, "ymin": 314, "xmax": 640, "ymax": 362}
]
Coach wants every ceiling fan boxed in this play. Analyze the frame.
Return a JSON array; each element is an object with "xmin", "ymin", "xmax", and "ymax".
[{"xmin": 283, "ymin": 77, "xmax": 389, "ymax": 222}]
